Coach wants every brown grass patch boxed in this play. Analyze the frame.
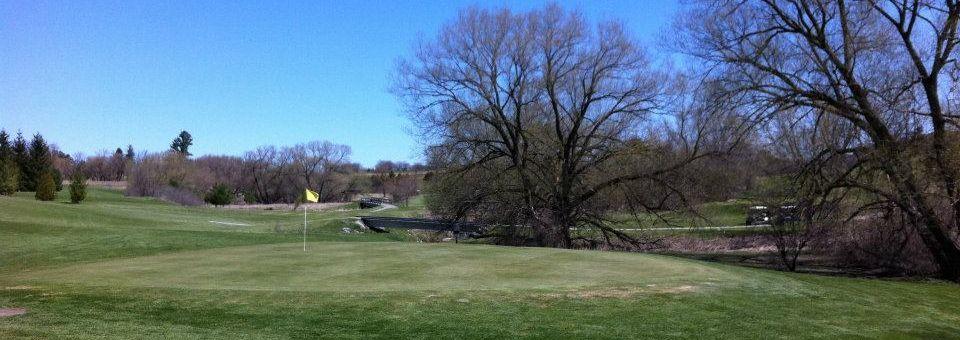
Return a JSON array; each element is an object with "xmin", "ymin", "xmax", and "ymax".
[
  {"xmin": 0, "ymin": 308, "xmax": 27, "ymax": 318},
  {"xmin": 537, "ymin": 285, "xmax": 700, "ymax": 300}
]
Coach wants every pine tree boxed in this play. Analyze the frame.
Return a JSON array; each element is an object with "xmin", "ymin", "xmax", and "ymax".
[
  {"xmin": 125, "ymin": 145, "xmax": 135, "ymax": 160},
  {"xmin": 35, "ymin": 170, "xmax": 55, "ymax": 201},
  {"xmin": 69, "ymin": 169, "xmax": 87, "ymax": 203},
  {"xmin": 0, "ymin": 159, "xmax": 17, "ymax": 196},
  {"xmin": 113, "ymin": 147, "xmax": 125, "ymax": 180},
  {"xmin": 24, "ymin": 134, "xmax": 52, "ymax": 191},
  {"xmin": 0, "ymin": 130, "xmax": 13, "ymax": 195},
  {"xmin": 53, "ymin": 168, "xmax": 63, "ymax": 191},
  {"xmin": 12, "ymin": 132, "xmax": 27, "ymax": 191},
  {"xmin": 0, "ymin": 130, "xmax": 10, "ymax": 162},
  {"xmin": 170, "ymin": 130, "xmax": 193, "ymax": 156},
  {"xmin": 204, "ymin": 183, "xmax": 232, "ymax": 206}
]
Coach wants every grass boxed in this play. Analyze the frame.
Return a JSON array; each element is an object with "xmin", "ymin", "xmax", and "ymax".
[
  {"xmin": 1, "ymin": 188, "xmax": 960, "ymax": 338},
  {"xmin": 606, "ymin": 200, "xmax": 752, "ymax": 229}
]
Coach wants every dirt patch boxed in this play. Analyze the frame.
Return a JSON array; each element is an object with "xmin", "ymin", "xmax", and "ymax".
[
  {"xmin": 538, "ymin": 285, "xmax": 700, "ymax": 300},
  {"xmin": 659, "ymin": 285, "xmax": 698, "ymax": 293},
  {"xmin": 85, "ymin": 181, "xmax": 127, "ymax": 190},
  {"xmin": 0, "ymin": 308, "xmax": 27, "ymax": 318},
  {"xmin": 209, "ymin": 221, "xmax": 253, "ymax": 227}
]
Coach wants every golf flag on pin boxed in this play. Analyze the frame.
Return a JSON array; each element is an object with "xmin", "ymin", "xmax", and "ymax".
[
  {"xmin": 302, "ymin": 188, "xmax": 319, "ymax": 251},
  {"xmin": 304, "ymin": 189, "xmax": 319, "ymax": 203}
]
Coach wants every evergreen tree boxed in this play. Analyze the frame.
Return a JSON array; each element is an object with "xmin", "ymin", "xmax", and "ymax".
[
  {"xmin": 12, "ymin": 132, "xmax": 27, "ymax": 191},
  {"xmin": 204, "ymin": 183, "xmax": 232, "ymax": 206},
  {"xmin": 125, "ymin": 145, "xmax": 135, "ymax": 160},
  {"xmin": 170, "ymin": 130, "xmax": 193, "ymax": 156},
  {"xmin": 113, "ymin": 147, "xmax": 125, "ymax": 180},
  {"xmin": 0, "ymin": 159, "xmax": 17, "ymax": 195},
  {"xmin": 0, "ymin": 130, "xmax": 10, "ymax": 162},
  {"xmin": 52, "ymin": 168, "xmax": 63, "ymax": 191},
  {"xmin": 35, "ymin": 170, "xmax": 55, "ymax": 201},
  {"xmin": 24, "ymin": 134, "xmax": 52, "ymax": 191},
  {"xmin": 0, "ymin": 130, "xmax": 14, "ymax": 195},
  {"xmin": 69, "ymin": 168, "xmax": 87, "ymax": 203}
]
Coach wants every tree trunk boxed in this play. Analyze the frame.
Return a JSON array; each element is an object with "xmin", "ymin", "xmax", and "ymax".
[
  {"xmin": 549, "ymin": 212, "xmax": 573, "ymax": 249},
  {"xmin": 915, "ymin": 216, "xmax": 960, "ymax": 281},
  {"xmin": 885, "ymin": 149, "xmax": 960, "ymax": 282}
]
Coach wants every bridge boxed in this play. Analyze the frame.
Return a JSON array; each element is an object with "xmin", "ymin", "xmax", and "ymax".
[{"xmin": 357, "ymin": 216, "xmax": 485, "ymax": 234}]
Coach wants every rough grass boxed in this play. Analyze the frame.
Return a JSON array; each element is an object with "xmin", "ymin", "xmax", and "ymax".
[
  {"xmin": 1, "ymin": 189, "xmax": 960, "ymax": 339},
  {"xmin": 604, "ymin": 200, "xmax": 751, "ymax": 228}
]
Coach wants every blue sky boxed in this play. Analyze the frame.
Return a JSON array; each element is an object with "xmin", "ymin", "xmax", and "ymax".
[{"xmin": 0, "ymin": 1, "xmax": 678, "ymax": 167}]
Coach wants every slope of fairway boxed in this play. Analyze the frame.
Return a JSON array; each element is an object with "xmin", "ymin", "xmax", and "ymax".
[
  {"xmin": 0, "ymin": 189, "xmax": 409, "ymax": 272},
  {"xmin": 9, "ymin": 242, "xmax": 756, "ymax": 293},
  {"xmin": 2, "ymin": 189, "xmax": 960, "ymax": 339}
]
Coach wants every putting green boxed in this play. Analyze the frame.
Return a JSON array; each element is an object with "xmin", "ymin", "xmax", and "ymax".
[{"xmin": 11, "ymin": 242, "xmax": 766, "ymax": 293}]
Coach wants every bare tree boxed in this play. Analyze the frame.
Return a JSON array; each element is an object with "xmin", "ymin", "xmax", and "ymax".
[
  {"xmin": 385, "ymin": 173, "xmax": 419, "ymax": 206},
  {"xmin": 371, "ymin": 160, "xmax": 395, "ymax": 197},
  {"xmin": 287, "ymin": 141, "xmax": 350, "ymax": 201},
  {"xmin": 678, "ymin": 0, "xmax": 960, "ymax": 280},
  {"xmin": 395, "ymin": 5, "xmax": 725, "ymax": 248},
  {"xmin": 244, "ymin": 146, "xmax": 290, "ymax": 203}
]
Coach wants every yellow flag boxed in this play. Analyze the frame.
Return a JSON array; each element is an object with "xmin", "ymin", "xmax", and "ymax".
[{"xmin": 304, "ymin": 189, "xmax": 319, "ymax": 203}]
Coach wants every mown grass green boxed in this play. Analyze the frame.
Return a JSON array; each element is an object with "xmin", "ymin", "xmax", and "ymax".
[{"xmin": 1, "ymin": 188, "xmax": 959, "ymax": 339}]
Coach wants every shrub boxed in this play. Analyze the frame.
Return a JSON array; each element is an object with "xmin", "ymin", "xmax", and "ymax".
[
  {"xmin": 69, "ymin": 171, "xmax": 87, "ymax": 203},
  {"xmin": 0, "ymin": 160, "xmax": 17, "ymax": 196},
  {"xmin": 204, "ymin": 183, "xmax": 232, "ymax": 206},
  {"xmin": 126, "ymin": 152, "xmax": 189, "ymax": 198},
  {"xmin": 35, "ymin": 171, "xmax": 56, "ymax": 201},
  {"xmin": 158, "ymin": 186, "xmax": 204, "ymax": 206}
]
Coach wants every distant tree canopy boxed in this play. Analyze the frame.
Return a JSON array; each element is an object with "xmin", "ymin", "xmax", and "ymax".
[
  {"xmin": 124, "ymin": 140, "xmax": 357, "ymax": 205},
  {"xmin": 170, "ymin": 130, "xmax": 193, "ymax": 156},
  {"xmin": 0, "ymin": 129, "xmax": 65, "ymax": 194}
]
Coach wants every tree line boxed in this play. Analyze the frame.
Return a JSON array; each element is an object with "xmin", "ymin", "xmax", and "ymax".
[
  {"xmin": 395, "ymin": 2, "xmax": 960, "ymax": 281},
  {"xmin": 0, "ymin": 128, "xmax": 423, "ymax": 207},
  {"xmin": 0, "ymin": 129, "xmax": 67, "ymax": 200},
  {"xmin": 123, "ymin": 131, "xmax": 423, "ymax": 206}
]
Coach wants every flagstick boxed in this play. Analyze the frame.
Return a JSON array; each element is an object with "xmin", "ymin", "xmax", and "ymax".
[{"xmin": 303, "ymin": 205, "xmax": 307, "ymax": 251}]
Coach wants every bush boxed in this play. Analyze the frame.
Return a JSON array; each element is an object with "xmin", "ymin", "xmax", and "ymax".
[
  {"xmin": 69, "ymin": 171, "xmax": 87, "ymax": 203},
  {"xmin": 204, "ymin": 183, "xmax": 233, "ymax": 206},
  {"xmin": 0, "ymin": 160, "xmax": 17, "ymax": 196},
  {"xmin": 158, "ymin": 186, "xmax": 204, "ymax": 206},
  {"xmin": 126, "ymin": 152, "xmax": 189, "ymax": 198},
  {"xmin": 35, "ymin": 171, "xmax": 56, "ymax": 201}
]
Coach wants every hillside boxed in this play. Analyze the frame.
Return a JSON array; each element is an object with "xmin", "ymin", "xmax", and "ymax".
[{"xmin": 1, "ymin": 189, "xmax": 959, "ymax": 338}]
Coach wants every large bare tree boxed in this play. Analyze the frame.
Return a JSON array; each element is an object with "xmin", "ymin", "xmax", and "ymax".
[
  {"xmin": 678, "ymin": 0, "xmax": 960, "ymax": 280},
  {"xmin": 395, "ymin": 5, "xmax": 724, "ymax": 248},
  {"xmin": 288, "ymin": 141, "xmax": 351, "ymax": 199}
]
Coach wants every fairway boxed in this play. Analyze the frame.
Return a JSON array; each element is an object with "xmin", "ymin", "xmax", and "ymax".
[{"xmin": 2, "ymin": 189, "xmax": 960, "ymax": 339}]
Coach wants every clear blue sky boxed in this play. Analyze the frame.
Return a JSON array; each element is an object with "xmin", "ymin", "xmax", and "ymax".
[{"xmin": 0, "ymin": 1, "xmax": 678, "ymax": 167}]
